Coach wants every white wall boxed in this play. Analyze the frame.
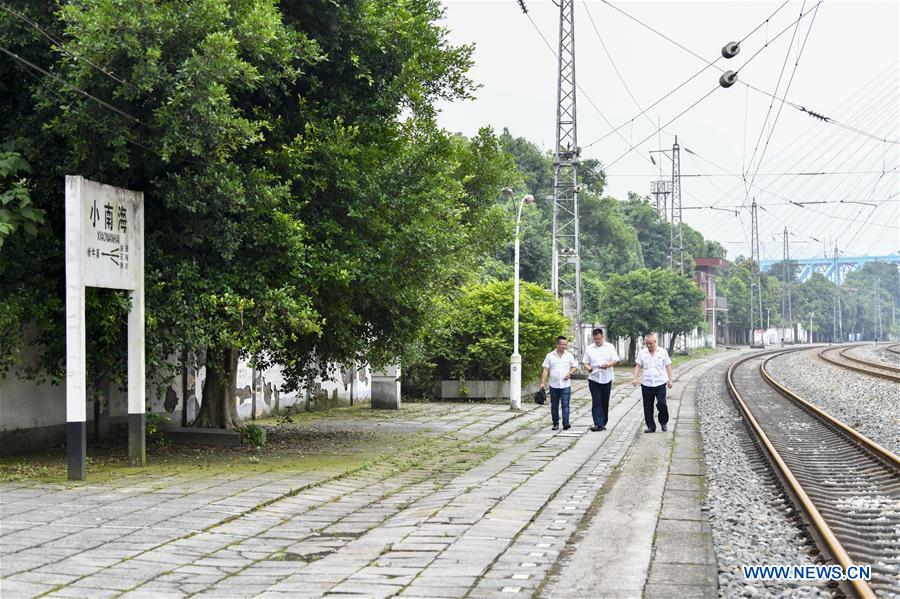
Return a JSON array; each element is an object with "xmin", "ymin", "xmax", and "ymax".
[{"xmin": 1, "ymin": 348, "xmax": 372, "ymax": 450}]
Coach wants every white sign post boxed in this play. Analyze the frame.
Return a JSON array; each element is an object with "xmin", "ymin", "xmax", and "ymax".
[{"xmin": 65, "ymin": 176, "xmax": 145, "ymax": 480}]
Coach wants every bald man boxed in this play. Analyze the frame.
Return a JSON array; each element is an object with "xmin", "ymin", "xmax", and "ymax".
[{"xmin": 631, "ymin": 334, "xmax": 673, "ymax": 433}]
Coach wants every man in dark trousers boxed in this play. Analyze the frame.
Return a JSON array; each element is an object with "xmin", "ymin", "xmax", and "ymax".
[
  {"xmin": 630, "ymin": 334, "xmax": 673, "ymax": 433},
  {"xmin": 540, "ymin": 336, "xmax": 578, "ymax": 431},
  {"xmin": 582, "ymin": 328, "xmax": 619, "ymax": 432}
]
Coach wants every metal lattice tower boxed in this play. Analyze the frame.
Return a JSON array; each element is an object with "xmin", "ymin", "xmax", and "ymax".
[
  {"xmin": 650, "ymin": 180, "xmax": 671, "ymax": 221},
  {"xmin": 783, "ymin": 227, "xmax": 793, "ymax": 342},
  {"xmin": 749, "ymin": 199, "xmax": 763, "ymax": 343},
  {"xmin": 669, "ymin": 137, "xmax": 684, "ymax": 275},
  {"xmin": 551, "ymin": 0, "xmax": 581, "ymax": 338},
  {"xmin": 832, "ymin": 243, "xmax": 842, "ymax": 342}
]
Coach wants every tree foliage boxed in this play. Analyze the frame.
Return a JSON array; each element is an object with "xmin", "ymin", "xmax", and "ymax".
[
  {"xmin": 427, "ymin": 280, "xmax": 569, "ymax": 382},
  {"xmin": 0, "ymin": 0, "xmax": 517, "ymax": 427}
]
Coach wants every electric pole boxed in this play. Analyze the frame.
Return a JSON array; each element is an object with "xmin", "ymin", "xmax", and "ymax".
[
  {"xmin": 550, "ymin": 0, "xmax": 582, "ymax": 349},
  {"xmin": 783, "ymin": 227, "xmax": 793, "ymax": 343},
  {"xmin": 832, "ymin": 243, "xmax": 842, "ymax": 343},
  {"xmin": 874, "ymin": 256, "xmax": 882, "ymax": 341},
  {"xmin": 750, "ymin": 198, "xmax": 763, "ymax": 346},
  {"xmin": 671, "ymin": 137, "xmax": 684, "ymax": 275}
]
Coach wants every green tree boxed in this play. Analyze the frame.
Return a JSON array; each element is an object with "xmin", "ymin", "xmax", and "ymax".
[
  {"xmin": 581, "ymin": 270, "xmax": 604, "ymax": 323},
  {"xmin": 0, "ymin": 0, "xmax": 515, "ymax": 429},
  {"xmin": 843, "ymin": 262, "xmax": 900, "ymax": 340},
  {"xmin": 659, "ymin": 270, "xmax": 705, "ymax": 353},
  {"xmin": 580, "ymin": 195, "xmax": 642, "ymax": 276},
  {"xmin": 794, "ymin": 273, "xmax": 837, "ymax": 341},
  {"xmin": 0, "ymin": 147, "xmax": 43, "ymax": 249},
  {"xmin": 601, "ymin": 268, "xmax": 673, "ymax": 361},
  {"xmin": 622, "ymin": 193, "xmax": 670, "ymax": 270},
  {"xmin": 427, "ymin": 280, "xmax": 569, "ymax": 382}
]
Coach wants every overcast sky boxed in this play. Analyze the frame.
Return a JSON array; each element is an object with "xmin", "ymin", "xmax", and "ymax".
[{"xmin": 435, "ymin": 0, "xmax": 899, "ymax": 263}]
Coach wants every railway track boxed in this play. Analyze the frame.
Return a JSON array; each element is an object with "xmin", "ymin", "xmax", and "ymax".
[
  {"xmin": 727, "ymin": 349, "xmax": 900, "ymax": 598},
  {"xmin": 818, "ymin": 344, "xmax": 900, "ymax": 383},
  {"xmin": 887, "ymin": 343, "xmax": 900, "ymax": 356}
]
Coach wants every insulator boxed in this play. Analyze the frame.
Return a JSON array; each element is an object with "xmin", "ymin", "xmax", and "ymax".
[
  {"xmin": 721, "ymin": 41, "xmax": 740, "ymax": 59},
  {"xmin": 719, "ymin": 70, "xmax": 738, "ymax": 88}
]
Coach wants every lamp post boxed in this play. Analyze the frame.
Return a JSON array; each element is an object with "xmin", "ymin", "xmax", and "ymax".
[{"xmin": 504, "ymin": 189, "xmax": 534, "ymax": 411}]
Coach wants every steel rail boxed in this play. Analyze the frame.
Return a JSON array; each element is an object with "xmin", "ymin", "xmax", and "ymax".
[
  {"xmin": 818, "ymin": 344, "xmax": 900, "ymax": 382},
  {"xmin": 726, "ymin": 349, "xmax": 899, "ymax": 599},
  {"xmin": 760, "ymin": 353, "xmax": 900, "ymax": 469},
  {"xmin": 839, "ymin": 345, "xmax": 900, "ymax": 373},
  {"xmin": 887, "ymin": 343, "xmax": 900, "ymax": 356}
]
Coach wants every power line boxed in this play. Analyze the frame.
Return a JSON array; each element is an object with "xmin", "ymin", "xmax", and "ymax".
[
  {"xmin": 579, "ymin": 1, "xmax": 792, "ymax": 151},
  {"xmin": 591, "ymin": 0, "xmax": 898, "ymax": 147},
  {"xmin": 607, "ymin": 169, "xmax": 898, "ymax": 178},
  {"xmin": 743, "ymin": 0, "xmax": 822, "ymax": 209},
  {"xmin": 583, "ymin": 1, "xmax": 823, "ymax": 160},
  {"xmin": 0, "ymin": 45, "xmax": 144, "ymax": 126},
  {"xmin": 684, "ymin": 77, "xmax": 898, "ymax": 239},
  {"xmin": 0, "ymin": 3, "xmax": 138, "ymax": 92},
  {"xmin": 524, "ymin": 11, "xmax": 652, "ymax": 164}
]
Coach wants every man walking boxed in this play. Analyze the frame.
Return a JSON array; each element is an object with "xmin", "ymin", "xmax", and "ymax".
[
  {"xmin": 541, "ymin": 336, "xmax": 578, "ymax": 431},
  {"xmin": 582, "ymin": 328, "xmax": 619, "ymax": 432},
  {"xmin": 631, "ymin": 334, "xmax": 673, "ymax": 433}
]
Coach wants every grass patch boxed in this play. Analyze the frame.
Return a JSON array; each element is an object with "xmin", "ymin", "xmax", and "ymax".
[
  {"xmin": 0, "ymin": 424, "xmax": 429, "ymax": 485},
  {"xmin": 671, "ymin": 346, "xmax": 721, "ymax": 368}
]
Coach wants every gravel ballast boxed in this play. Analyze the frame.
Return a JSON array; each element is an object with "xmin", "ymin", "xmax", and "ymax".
[
  {"xmin": 765, "ymin": 347, "xmax": 900, "ymax": 453},
  {"xmin": 845, "ymin": 342, "xmax": 900, "ymax": 369},
  {"xmin": 696, "ymin": 355, "xmax": 836, "ymax": 598}
]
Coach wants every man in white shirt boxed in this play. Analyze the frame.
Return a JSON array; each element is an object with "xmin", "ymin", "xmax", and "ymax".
[
  {"xmin": 582, "ymin": 328, "xmax": 619, "ymax": 432},
  {"xmin": 630, "ymin": 334, "xmax": 673, "ymax": 433},
  {"xmin": 540, "ymin": 336, "xmax": 578, "ymax": 431}
]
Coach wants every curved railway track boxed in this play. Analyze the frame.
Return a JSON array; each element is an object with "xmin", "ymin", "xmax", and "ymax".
[
  {"xmin": 818, "ymin": 344, "xmax": 900, "ymax": 382},
  {"xmin": 727, "ymin": 349, "xmax": 900, "ymax": 598},
  {"xmin": 887, "ymin": 343, "xmax": 900, "ymax": 356}
]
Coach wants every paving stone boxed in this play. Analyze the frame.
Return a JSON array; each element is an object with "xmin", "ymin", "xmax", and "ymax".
[{"xmin": 0, "ymin": 363, "xmax": 729, "ymax": 598}]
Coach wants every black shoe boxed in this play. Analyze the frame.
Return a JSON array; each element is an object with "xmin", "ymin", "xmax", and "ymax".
[
  {"xmin": 552, "ymin": 425, "xmax": 559, "ymax": 431},
  {"xmin": 590, "ymin": 425, "xmax": 601, "ymax": 432},
  {"xmin": 600, "ymin": 426, "xmax": 607, "ymax": 431},
  {"xmin": 661, "ymin": 424, "xmax": 667, "ymax": 432},
  {"xmin": 563, "ymin": 424, "xmax": 571, "ymax": 430},
  {"xmin": 644, "ymin": 428, "xmax": 655, "ymax": 433}
]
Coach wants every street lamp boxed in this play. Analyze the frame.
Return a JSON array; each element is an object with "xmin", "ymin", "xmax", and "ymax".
[{"xmin": 503, "ymin": 189, "xmax": 534, "ymax": 411}]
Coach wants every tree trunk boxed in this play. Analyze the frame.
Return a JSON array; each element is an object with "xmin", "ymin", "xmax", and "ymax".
[
  {"xmin": 668, "ymin": 332, "xmax": 677, "ymax": 354},
  {"xmin": 628, "ymin": 337, "xmax": 637, "ymax": 363},
  {"xmin": 194, "ymin": 345, "xmax": 242, "ymax": 429}
]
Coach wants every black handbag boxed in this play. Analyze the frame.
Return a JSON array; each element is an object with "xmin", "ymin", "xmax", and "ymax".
[{"xmin": 533, "ymin": 388, "xmax": 546, "ymax": 405}]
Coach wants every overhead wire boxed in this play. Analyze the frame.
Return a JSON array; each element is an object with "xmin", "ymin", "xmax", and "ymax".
[
  {"xmin": 0, "ymin": 46, "xmax": 145, "ymax": 126},
  {"xmin": 596, "ymin": 0, "xmax": 899, "ymax": 146},
  {"xmin": 686, "ymin": 78, "xmax": 899, "ymax": 252},
  {"xmin": 579, "ymin": 0, "xmax": 797, "ymax": 151},
  {"xmin": 743, "ymin": 0, "xmax": 822, "ymax": 209},
  {"xmin": 583, "ymin": 0, "xmax": 824, "ymax": 168},
  {"xmin": 0, "ymin": 3, "xmax": 138, "ymax": 92},
  {"xmin": 523, "ymin": 11, "xmax": 652, "ymax": 163}
]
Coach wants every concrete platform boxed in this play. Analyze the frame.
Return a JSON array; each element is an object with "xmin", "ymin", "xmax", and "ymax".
[
  {"xmin": 545, "ymin": 352, "xmax": 726, "ymax": 599},
  {"xmin": 0, "ymin": 352, "xmax": 738, "ymax": 598}
]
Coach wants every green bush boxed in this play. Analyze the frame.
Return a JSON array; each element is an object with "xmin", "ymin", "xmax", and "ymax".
[
  {"xmin": 241, "ymin": 423, "xmax": 266, "ymax": 447},
  {"xmin": 428, "ymin": 280, "xmax": 569, "ymax": 382},
  {"xmin": 145, "ymin": 412, "xmax": 170, "ymax": 444}
]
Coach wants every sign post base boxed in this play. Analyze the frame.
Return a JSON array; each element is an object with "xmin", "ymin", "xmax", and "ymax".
[
  {"xmin": 128, "ymin": 413, "xmax": 146, "ymax": 466},
  {"xmin": 67, "ymin": 422, "xmax": 86, "ymax": 481}
]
